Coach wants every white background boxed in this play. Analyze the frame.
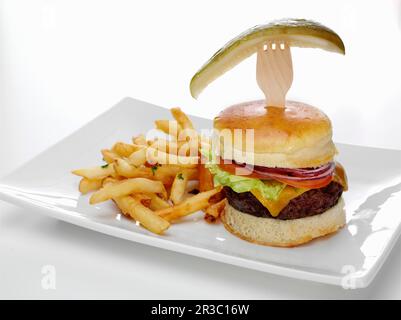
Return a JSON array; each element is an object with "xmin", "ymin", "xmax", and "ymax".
[{"xmin": 1, "ymin": 0, "xmax": 401, "ymax": 299}]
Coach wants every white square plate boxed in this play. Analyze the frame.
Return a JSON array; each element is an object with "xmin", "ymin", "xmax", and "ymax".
[{"xmin": 1, "ymin": 97, "xmax": 400, "ymax": 288}]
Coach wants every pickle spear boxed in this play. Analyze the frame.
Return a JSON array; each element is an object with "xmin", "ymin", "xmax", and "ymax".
[{"xmin": 190, "ymin": 18, "xmax": 345, "ymax": 99}]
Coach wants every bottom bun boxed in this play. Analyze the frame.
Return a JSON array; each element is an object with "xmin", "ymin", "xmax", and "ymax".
[{"xmin": 221, "ymin": 198, "xmax": 345, "ymax": 247}]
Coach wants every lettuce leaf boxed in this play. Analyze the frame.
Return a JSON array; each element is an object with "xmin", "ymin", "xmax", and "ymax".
[{"xmin": 201, "ymin": 148, "xmax": 285, "ymax": 201}]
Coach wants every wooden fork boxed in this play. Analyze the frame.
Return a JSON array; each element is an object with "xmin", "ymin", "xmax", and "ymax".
[{"xmin": 256, "ymin": 41, "xmax": 293, "ymax": 107}]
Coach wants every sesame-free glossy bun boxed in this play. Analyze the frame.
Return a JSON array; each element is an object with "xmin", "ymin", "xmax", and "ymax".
[{"xmin": 213, "ymin": 100, "xmax": 336, "ymax": 168}]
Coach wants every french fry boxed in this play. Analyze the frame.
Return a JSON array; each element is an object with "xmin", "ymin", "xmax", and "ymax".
[
  {"xmin": 132, "ymin": 134, "xmax": 147, "ymax": 146},
  {"xmin": 115, "ymin": 159, "xmax": 153, "ymax": 179},
  {"xmin": 90, "ymin": 178, "xmax": 167, "ymax": 204},
  {"xmin": 178, "ymin": 140, "xmax": 199, "ymax": 157},
  {"xmin": 103, "ymin": 179, "xmax": 168, "ymax": 234},
  {"xmin": 198, "ymin": 163, "xmax": 214, "ymax": 192},
  {"xmin": 132, "ymin": 193, "xmax": 152, "ymax": 208},
  {"xmin": 115, "ymin": 160, "xmax": 197, "ymax": 185},
  {"xmin": 151, "ymin": 139, "xmax": 196, "ymax": 157},
  {"xmin": 155, "ymin": 166, "xmax": 198, "ymax": 185},
  {"xmin": 110, "ymin": 169, "xmax": 123, "ymax": 180},
  {"xmin": 154, "ymin": 120, "xmax": 181, "ymax": 138},
  {"xmin": 114, "ymin": 196, "xmax": 170, "ymax": 234},
  {"xmin": 127, "ymin": 147, "xmax": 147, "ymax": 166},
  {"xmin": 204, "ymin": 198, "xmax": 227, "ymax": 223},
  {"xmin": 101, "ymin": 149, "xmax": 120, "ymax": 163},
  {"xmin": 102, "ymin": 177, "xmax": 119, "ymax": 186},
  {"xmin": 151, "ymin": 138, "xmax": 176, "ymax": 153},
  {"xmin": 112, "ymin": 142, "xmax": 137, "ymax": 157},
  {"xmin": 156, "ymin": 187, "xmax": 222, "ymax": 222},
  {"xmin": 170, "ymin": 171, "xmax": 189, "ymax": 205},
  {"xmin": 79, "ymin": 178, "xmax": 103, "ymax": 194},
  {"xmin": 72, "ymin": 164, "xmax": 115, "ymax": 180},
  {"xmin": 181, "ymin": 193, "xmax": 195, "ymax": 202},
  {"xmin": 146, "ymin": 193, "xmax": 172, "ymax": 210},
  {"xmin": 171, "ymin": 108, "xmax": 194, "ymax": 130},
  {"xmin": 146, "ymin": 147, "xmax": 199, "ymax": 167}
]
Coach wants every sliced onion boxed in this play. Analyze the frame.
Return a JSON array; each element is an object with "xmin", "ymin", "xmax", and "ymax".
[{"xmin": 229, "ymin": 159, "xmax": 335, "ymax": 181}]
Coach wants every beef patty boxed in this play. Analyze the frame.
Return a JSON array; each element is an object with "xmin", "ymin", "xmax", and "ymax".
[{"xmin": 224, "ymin": 181, "xmax": 343, "ymax": 220}]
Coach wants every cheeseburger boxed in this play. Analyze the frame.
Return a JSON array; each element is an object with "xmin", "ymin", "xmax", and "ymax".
[{"xmin": 210, "ymin": 100, "xmax": 347, "ymax": 247}]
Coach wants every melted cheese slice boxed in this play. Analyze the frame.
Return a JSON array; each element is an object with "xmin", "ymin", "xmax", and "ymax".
[
  {"xmin": 250, "ymin": 164, "xmax": 348, "ymax": 217},
  {"xmin": 251, "ymin": 186, "xmax": 308, "ymax": 217}
]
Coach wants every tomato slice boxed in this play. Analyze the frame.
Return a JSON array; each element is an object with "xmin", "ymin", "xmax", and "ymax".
[
  {"xmin": 217, "ymin": 159, "xmax": 333, "ymax": 189},
  {"xmin": 273, "ymin": 174, "xmax": 333, "ymax": 189}
]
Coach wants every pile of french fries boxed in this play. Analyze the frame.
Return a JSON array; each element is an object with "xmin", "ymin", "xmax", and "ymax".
[{"xmin": 72, "ymin": 108, "xmax": 226, "ymax": 234}]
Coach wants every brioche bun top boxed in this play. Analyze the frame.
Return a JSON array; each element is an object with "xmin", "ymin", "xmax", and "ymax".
[{"xmin": 213, "ymin": 100, "xmax": 336, "ymax": 168}]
